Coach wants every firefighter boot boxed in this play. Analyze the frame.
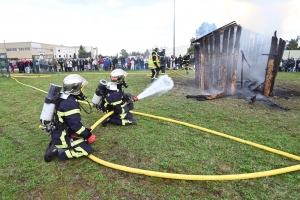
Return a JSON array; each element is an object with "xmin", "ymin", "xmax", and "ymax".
[{"xmin": 44, "ymin": 144, "xmax": 58, "ymax": 162}]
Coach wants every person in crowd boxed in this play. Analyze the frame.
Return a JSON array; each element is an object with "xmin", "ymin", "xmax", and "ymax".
[
  {"xmin": 9, "ymin": 62, "xmax": 14, "ymax": 73},
  {"xmin": 136, "ymin": 56, "xmax": 141, "ymax": 70},
  {"xmin": 104, "ymin": 57, "xmax": 111, "ymax": 71},
  {"xmin": 126, "ymin": 57, "xmax": 131, "ymax": 70},
  {"xmin": 190, "ymin": 54, "xmax": 195, "ymax": 68},
  {"xmin": 44, "ymin": 74, "xmax": 96, "ymax": 162},
  {"xmin": 282, "ymin": 59, "xmax": 287, "ymax": 72},
  {"xmin": 112, "ymin": 56, "xmax": 118, "ymax": 70},
  {"xmin": 140, "ymin": 56, "xmax": 144, "ymax": 70},
  {"xmin": 29, "ymin": 60, "xmax": 33, "ymax": 73},
  {"xmin": 56, "ymin": 59, "xmax": 62, "ymax": 73},
  {"xmin": 101, "ymin": 69, "xmax": 137, "ymax": 126},
  {"xmin": 72, "ymin": 59, "xmax": 77, "ymax": 72},
  {"xmin": 144, "ymin": 56, "xmax": 149, "ymax": 70},
  {"xmin": 92, "ymin": 59, "xmax": 98, "ymax": 71},
  {"xmin": 53, "ymin": 59, "xmax": 57, "ymax": 72},
  {"xmin": 174, "ymin": 56, "xmax": 178, "ymax": 70},
  {"xmin": 58, "ymin": 59, "xmax": 64, "ymax": 72},
  {"xmin": 170, "ymin": 55, "xmax": 175, "ymax": 70},
  {"xmin": 177, "ymin": 54, "xmax": 183, "ymax": 69},
  {"xmin": 48, "ymin": 60, "xmax": 53, "ymax": 72},
  {"xmin": 99, "ymin": 56, "xmax": 104, "ymax": 71},
  {"xmin": 25, "ymin": 61, "xmax": 31, "ymax": 73},
  {"xmin": 287, "ymin": 57, "xmax": 295, "ymax": 72},
  {"xmin": 84, "ymin": 58, "xmax": 89, "ymax": 71},
  {"xmin": 67, "ymin": 59, "xmax": 72, "ymax": 72},
  {"xmin": 120, "ymin": 56, "xmax": 125, "ymax": 69},
  {"xmin": 130, "ymin": 57, "xmax": 135, "ymax": 70},
  {"xmin": 63, "ymin": 59, "xmax": 68, "ymax": 72},
  {"xmin": 79, "ymin": 58, "xmax": 84, "ymax": 71},
  {"xmin": 148, "ymin": 45, "xmax": 160, "ymax": 82},
  {"xmin": 295, "ymin": 57, "xmax": 300, "ymax": 72}
]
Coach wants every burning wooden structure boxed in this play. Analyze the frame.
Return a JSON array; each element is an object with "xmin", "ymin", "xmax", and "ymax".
[{"xmin": 190, "ymin": 21, "xmax": 286, "ymax": 99}]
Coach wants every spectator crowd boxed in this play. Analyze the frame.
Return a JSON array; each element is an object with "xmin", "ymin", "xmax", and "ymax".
[
  {"xmin": 5, "ymin": 49, "xmax": 196, "ymax": 74},
  {"xmin": 280, "ymin": 57, "xmax": 300, "ymax": 72}
]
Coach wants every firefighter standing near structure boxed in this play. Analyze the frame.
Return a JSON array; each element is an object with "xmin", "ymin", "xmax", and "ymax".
[
  {"xmin": 148, "ymin": 45, "xmax": 160, "ymax": 83},
  {"xmin": 182, "ymin": 53, "xmax": 191, "ymax": 75},
  {"xmin": 42, "ymin": 74, "xmax": 96, "ymax": 162},
  {"xmin": 159, "ymin": 47, "xmax": 166, "ymax": 74}
]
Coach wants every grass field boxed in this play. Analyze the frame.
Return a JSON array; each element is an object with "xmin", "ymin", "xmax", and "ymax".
[{"xmin": 0, "ymin": 70, "xmax": 300, "ymax": 200}]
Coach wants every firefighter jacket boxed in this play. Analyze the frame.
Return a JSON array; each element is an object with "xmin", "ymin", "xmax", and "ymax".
[
  {"xmin": 182, "ymin": 55, "xmax": 190, "ymax": 66},
  {"xmin": 104, "ymin": 90, "xmax": 127, "ymax": 115},
  {"xmin": 158, "ymin": 51, "xmax": 166, "ymax": 66},
  {"xmin": 52, "ymin": 94, "xmax": 92, "ymax": 149},
  {"xmin": 148, "ymin": 51, "xmax": 160, "ymax": 69}
]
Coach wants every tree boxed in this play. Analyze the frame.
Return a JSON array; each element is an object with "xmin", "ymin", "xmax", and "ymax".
[
  {"xmin": 286, "ymin": 36, "xmax": 300, "ymax": 50},
  {"xmin": 195, "ymin": 22, "xmax": 217, "ymax": 38},
  {"xmin": 78, "ymin": 45, "xmax": 91, "ymax": 58},
  {"xmin": 187, "ymin": 37, "xmax": 196, "ymax": 55},
  {"xmin": 144, "ymin": 49, "xmax": 150, "ymax": 57},
  {"xmin": 131, "ymin": 51, "xmax": 142, "ymax": 56},
  {"xmin": 73, "ymin": 53, "xmax": 77, "ymax": 59},
  {"xmin": 120, "ymin": 49, "xmax": 129, "ymax": 58}
]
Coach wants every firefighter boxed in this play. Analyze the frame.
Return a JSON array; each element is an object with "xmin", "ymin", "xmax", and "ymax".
[
  {"xmin": 44, "ymin": 74, "xmax": 96, "ymax": 162},
  {"xmin": 159, "ymin": 47, "xmax": 166, "ymax": 74},
  {"xmin": 148, "ymin": 45, "xmax": 160, "ymax": 83},
  {"xmin": 182, "ymin": 53, "xmax": 191, "ymax": 75},
  {"xmin": 101, "ymin": 69, "xmax": 137, "ymax": 126}
]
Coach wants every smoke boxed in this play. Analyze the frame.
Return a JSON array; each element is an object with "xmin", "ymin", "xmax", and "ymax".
[{"xmin": 232, "ymin": 0, "xmax": 289, "ymax": 39}]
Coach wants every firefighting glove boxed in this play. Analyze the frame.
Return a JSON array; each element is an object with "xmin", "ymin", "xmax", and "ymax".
[{"xmin": 87, "ymin": 135, "xmax": 96, "ymax": 144}]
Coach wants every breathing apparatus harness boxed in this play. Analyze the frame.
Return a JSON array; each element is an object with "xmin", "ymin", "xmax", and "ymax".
[
  {"xmin": 39, "ymin": 84, "xmax": 93, "ymax": 155},
  {"xmin": 92, "ymin": 79, "xmax": 137, "ymax": 112}
]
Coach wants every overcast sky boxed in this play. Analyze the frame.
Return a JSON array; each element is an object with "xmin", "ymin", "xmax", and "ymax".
[{"xmin": 1, "ymin": 0, "xmax": 299, "ymax": 55}]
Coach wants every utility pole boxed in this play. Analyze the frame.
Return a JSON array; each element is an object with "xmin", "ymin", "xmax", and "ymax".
[{"xmin": 173, "ymin": 0, "xmax": 175, "ymax": 56}]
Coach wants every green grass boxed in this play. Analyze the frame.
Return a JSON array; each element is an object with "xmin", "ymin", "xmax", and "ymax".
[{"xmin": 0, "ymin": 70, "xmax": 300, "ymax": 200}]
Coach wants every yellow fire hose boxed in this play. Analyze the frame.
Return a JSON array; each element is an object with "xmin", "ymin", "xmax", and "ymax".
[{"xmin": 11, "ymin": 76, "xmax": 300, "ymax": 180}]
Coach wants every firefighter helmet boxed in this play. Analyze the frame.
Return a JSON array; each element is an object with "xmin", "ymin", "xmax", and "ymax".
[
  {"xmin": 110, "ymin": 69, "xmax": 128, "ymax": 84},
  {"xmin": 152, "ymin": 45, "xmax": 159, "ymax": 51},
  {"xmin": 63, "ymin": 74, "xmax": 88, "ymax": 95}
]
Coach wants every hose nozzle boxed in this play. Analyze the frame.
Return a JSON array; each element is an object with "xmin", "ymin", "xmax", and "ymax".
[{"xmin": 133, "ymin": 96, "xmax": 138, "ymax": 102}]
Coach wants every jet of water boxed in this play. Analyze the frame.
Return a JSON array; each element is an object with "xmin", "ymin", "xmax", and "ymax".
[{"xmin": 137, "ymin": 75, "xmax": 174, "ymax": 100}]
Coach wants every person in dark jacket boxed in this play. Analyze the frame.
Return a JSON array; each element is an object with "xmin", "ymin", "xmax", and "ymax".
[
  {"xmin": 295, "ymin": 57, "xmax": 300, "ymax": 72},
  {"xmin": 159, "ymin": 47, "xmax": 166, "ymax": 74},
  {"xmin": 44, "ymin": 74, "xmax": 96, "ymax": 162},
  {"xmin": 287, "ymin": 57, "xmax": 295, "ymax": 72}
]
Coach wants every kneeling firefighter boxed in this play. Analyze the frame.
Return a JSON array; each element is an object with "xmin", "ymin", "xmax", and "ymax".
[
  {"xmin": 40, "ymin": 74, "xmax": 96, "ymax": 162},
  {"xmin": 92, "ymin": 69, "xmax": 138, "ymax": 126}
]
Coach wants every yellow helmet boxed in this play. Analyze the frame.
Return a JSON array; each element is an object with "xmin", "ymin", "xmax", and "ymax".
[{"xmin": 152, "ymin": 45, "xmax": 158, "ymax": 51}]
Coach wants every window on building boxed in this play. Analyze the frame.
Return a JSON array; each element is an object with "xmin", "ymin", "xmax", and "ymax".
[
  {"xmin": 58, "ymin": 50, "xmax": 60, "ymax": 52},
  {"xmin": 6, "ymin": 48, "xmax": 17, "ymax": 51},
  {"xmin": 19, "ymin": 47, "xmax": 30, "ymax": 51}
]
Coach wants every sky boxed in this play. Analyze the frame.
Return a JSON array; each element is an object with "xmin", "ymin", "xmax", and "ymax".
[{"xmin": 1, "ymin": 0, "xmax": 299, "ymax": 56}]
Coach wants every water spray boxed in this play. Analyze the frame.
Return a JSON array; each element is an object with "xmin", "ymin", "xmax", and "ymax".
[{"xmin": 136, "ymin": 75, "xmax": 174, "ymax": 100}]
